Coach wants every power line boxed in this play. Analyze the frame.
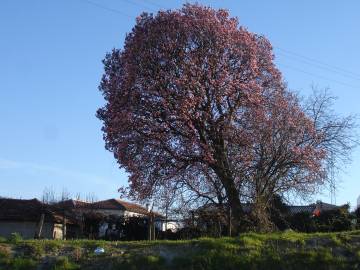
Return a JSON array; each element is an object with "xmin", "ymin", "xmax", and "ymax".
[
  {"xmin": 279, "ymin": 63, "xmax": 360, "ymax": 89},
  {"xmin": 138, "ymin": 0, "xmax": 165, "ymax": 10},
  {"xmin": 275, "ymin": 46, "xmax": 360, "ymax": 79},
  {"xmin": 276, "ymin": 52, "xmax": 360, "ymax": 82},
  {"xmin": 78, "ymin": 0, "xmax": 134, "ymax": 18},
  {"xmin": 121, "ymin": 0, "xmax": 157, "ymax": 13}
]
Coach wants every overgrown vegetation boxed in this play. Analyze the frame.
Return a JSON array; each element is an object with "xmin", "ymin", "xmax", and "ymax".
[{"xmin": 0, "ymin": 231, "xmax": 359, "ymax": 269}]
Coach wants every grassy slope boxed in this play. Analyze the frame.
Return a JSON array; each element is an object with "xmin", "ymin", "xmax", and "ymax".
[{"xmin": 1, "ymin": 231, "xmax": 360, "ymax": 270}]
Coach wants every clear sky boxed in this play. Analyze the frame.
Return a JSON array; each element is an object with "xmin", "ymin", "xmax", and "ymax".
[{"xmin": 0, "ymin": 0, "xmax": 359, "ymax": 207}]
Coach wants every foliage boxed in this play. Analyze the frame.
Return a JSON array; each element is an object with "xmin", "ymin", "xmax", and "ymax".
[
  {"xmin": 51, "ymin": 256, "xmax": 80, "ymax": 270},
  {"xmin": 268, "ymin": 195, "xmax": 290, "ymax": 231},
  {"xmin": 288, "ymin": 212, "xmax": 316, "ymax": 233},
  {"xmin": 355, "ymin": 207, "xmax": 360, "ymax": 218},
  {"xmin": 0, "ymin": 231, "xmax": 360, "ymax": 269},
  {"xmin": 16, "ymin": 242, "xmax": 44, "ymax": 259},
  {"xmin": 288, "ymin": 208, "xmax": 353, "ymax": 233},
  {"xmin": 101, "ymin": 216, "xmax": 151, "ymax": 241},
  {"xmin": 355, "ymin": 207, "xmax": 360, "ymax": 229},
  {"xmin": 8, "ymin": 233, "xmax": 22, "ymax": 244},
  {"xmin": 315, "ymin": 207, "xmax": 352, "ymax": 232}
]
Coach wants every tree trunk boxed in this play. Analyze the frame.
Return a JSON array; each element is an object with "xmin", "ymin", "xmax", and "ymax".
[
  {"xmin": 223, "ymin": 178, "xmax": 244, "ymax": 233},
  {"xmin": 211, "ymin": 165, "xmax": 244, "ymax": 233},
  {"xmin": 228, "ymin": 207, "xmax": 232, "ymax": 237},
  {"xmin": 211, "ymin": 145, "xmax": 244, "ymax": 233}
]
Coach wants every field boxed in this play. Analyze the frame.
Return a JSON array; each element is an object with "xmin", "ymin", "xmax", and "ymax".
[{"xmin": 1, "ymin": 231, "xmax": 360, "ymax": 270}]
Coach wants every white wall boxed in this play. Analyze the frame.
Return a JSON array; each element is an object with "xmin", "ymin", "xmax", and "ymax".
[
  {"xmin": 0, "ymin": 221, "xmax": 59, "ymax": 239},
  {"xmin": 160, "ymin": 221, "xmax": 182, "ymax": 232}
]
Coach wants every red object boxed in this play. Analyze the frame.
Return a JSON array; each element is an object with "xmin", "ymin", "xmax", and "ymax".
[{"xmin": 313, "ymin": 209, "xmax": 321, "ymax": 217}]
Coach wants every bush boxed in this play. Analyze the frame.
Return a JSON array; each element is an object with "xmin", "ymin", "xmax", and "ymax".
[
  {"xmin": 51, "ymin": 256, "xmax": 79, "ymax": 270},
  {"xmin": 8, "ymin": 232, "xmax": 23, "ymax": 243},
  {"xmin": 9, "ymin": 257, "xmax": 37, "ymax": 270},
  {"xmin": 0, "ymin": 245, "xmax": 11, "ymax": 266},
  {"xmin": 17, "ymin": 243, "xmax": 44, "ymax": 259},
  {"xmin": 268, "ymin": 195, "xmax": 290, "ymax": 231},
  {"xmin": 96, "ymin": 216, "xmax": 150, "ymax": 241},
  {"xmin": 314, "ymin": 207, "xmax": 352, "ymax": 232},
  {"xmin": 287, "ymin": 212, "xmax": 316, "ymax": 233},
  {"xmin": 288, "ymin": 207, "xmax": 352, "ymax": 233}
]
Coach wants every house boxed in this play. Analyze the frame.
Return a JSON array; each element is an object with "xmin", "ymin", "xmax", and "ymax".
[
  {"xmin": 54, "ymin": 198, "xmax": 167, "ymax": 239},
  {"xmin": 0, "ymin": 197, "xmax": 177, "ymax": 240},
  {"xmin": 0, "ymin": 198, "xmax": 73, "ymax": 239}
]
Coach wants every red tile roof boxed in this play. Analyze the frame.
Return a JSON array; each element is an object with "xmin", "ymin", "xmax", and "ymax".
[
  {"xmin": 91, "ymin": 199, "xmax": 163, "ymax": 217},
  {"xmin": 0, "ymin": 198, "xmax": 65, "ymax": 223},
  {"xmin": 53, "ymin": 199, "xmax": 92, "ymax": 209}
]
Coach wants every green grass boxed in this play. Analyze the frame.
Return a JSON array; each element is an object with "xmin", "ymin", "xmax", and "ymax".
[{"xmin": 0, "ymin": 230, "xmax": 359, "ymax": 269}]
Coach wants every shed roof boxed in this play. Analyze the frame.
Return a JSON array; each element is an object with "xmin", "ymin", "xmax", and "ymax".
[
  {"xmin": 92, "ymin": 199, "xmax": 164, "ymax": 218},
  {"xmin": 0, "ymin": 198, "xmax": 65, "ymax": 223}
]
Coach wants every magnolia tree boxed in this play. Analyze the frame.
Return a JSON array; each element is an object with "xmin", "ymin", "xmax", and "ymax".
[{"xmin": 97, "ymin": 4, "xmax": 356, "ymax": 231}]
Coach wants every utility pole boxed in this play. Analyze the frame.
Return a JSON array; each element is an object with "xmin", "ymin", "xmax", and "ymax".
[
  {"xmin": 228, "ymin": 208, "xmax": 232, "ymax": 237},
  {"xmin": 148, "ymin": 212, "xmax": 155, "ymax": 241},
  {"xmin": 151, "ymin": 213, "xmax": 155, "ymax": 240}
]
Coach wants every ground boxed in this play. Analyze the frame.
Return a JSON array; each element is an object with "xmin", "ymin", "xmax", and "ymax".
[{"xmin": 1, "ymin": 231, "xmax": 360, "ymax": 269}]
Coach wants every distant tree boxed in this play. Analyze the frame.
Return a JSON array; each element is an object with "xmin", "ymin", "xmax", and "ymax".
[
  {"xmin": 60, "ymin": 188, "xmax": 71, "ymax": 202},
  {"xmin": 98, "ymin": 4, "xmax": 357, "ymax": 231},
  {"xmin": 288, "ymin": 212, "xmax": 316, "ymax": 233},
  {"xmin": 42, "ymin": 187, "xmax": 56, "ymax": 204},
  {"xmin": 85, "ymin": 192, "xmax": 98, "ymax": 203}
]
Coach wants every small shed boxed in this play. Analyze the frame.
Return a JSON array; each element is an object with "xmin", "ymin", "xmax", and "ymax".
[{"xmin": 0, "ymin": 198, "xmax": 67, "ymax": 239}]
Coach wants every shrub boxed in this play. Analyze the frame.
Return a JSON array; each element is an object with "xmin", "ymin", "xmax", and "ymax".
[
  {"xmin": 314, "ymin": 207, "xmax": 352, "ymax": 232},
  {"xmin": 45, "ymin": 241, "xmax": 62, "ymax": 253},
  {"xmin": 71, "ymin": 246, "xmax": 82, "ymax": 261},
  {"xmin": 17, "ymin": 242, "xmax": 44, "ymax": 259},
  {"xmin": 0, "ymin": 245, "xmax": 11, "ymax": 266},
  {"xmin": 52, "ymin": 256, "xmax": 80, "ymax": 270},
  {"xmin": 10, "ymin": 257, "xmax": 37, "ymax": 270},
  {"xmin": 288, "ymin": 212, "xmax": 316, "ymax": 232},
  {"xmin": 8, "ymin": 232, "xmax": 23, "ymax": 243},
  {"xmin": 0, "ymin": 245, "xmax": 11, "ymax": 258},
  {"xmin": 268, "ymin": 195, "xmax": 290, "ymax": 231},
  {"xmin": 288, "ymin": 207, "xmax": 353, "ymax": 233}
]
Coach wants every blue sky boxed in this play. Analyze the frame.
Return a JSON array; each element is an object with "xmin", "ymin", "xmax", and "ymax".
[{"xmin": 1, "ymin": 0, "xmax": 359, "ymax": 207}]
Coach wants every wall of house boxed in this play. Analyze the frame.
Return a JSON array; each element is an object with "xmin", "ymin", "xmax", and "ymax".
[
  {"xmin": 159, "ymin": 221, "xmax": 182, "ymax": 232},
  {"xmin": 53, "ymin": 223, "xmax": 63, "ymax": 239},
  {"xmin": 92, "ymin": 209, "xmax": 126, "ymax": 217},
  {"xmin": 124, "ymin": 211, "xmax": 145, "ymax": 218},
  {"xmin": 0, "ymin": 221, "xmax": 58, "ymax": 239}
]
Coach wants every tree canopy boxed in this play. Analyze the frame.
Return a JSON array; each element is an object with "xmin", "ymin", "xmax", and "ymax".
[{"xmin": 97, "ymin": 4, "xmax": 356, "ymax": 231}]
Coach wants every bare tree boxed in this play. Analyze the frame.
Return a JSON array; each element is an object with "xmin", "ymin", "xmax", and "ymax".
[
  {"xmin": 244, "ymin": 88, "xmax": 358, "ymax": 231},
  {"xmin": 42, "ymin": 186, "xmax": 56, "ymax": 204},
  {"xmin": 85, "ymin": 192, "xmax": 97, "ymax": 203}
]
